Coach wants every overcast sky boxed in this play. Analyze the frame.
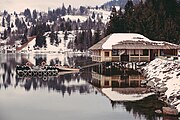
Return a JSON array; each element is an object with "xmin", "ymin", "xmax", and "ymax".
[{"xmin": 0, "ymin": 0, "xmax": 110, "ymax": 13}]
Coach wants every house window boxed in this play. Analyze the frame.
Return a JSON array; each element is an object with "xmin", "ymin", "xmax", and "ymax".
[
  {"xmin": 105, "ymin": 52, "xmax": 109, "ymax": 57},
  {"xmin": 105, "ymin": 81, "xmax": 109, "ymax": 86},
  {"xmin": 143, "ymin": 49, "xmax": 148, "ymax": 56},
  {"xmin": 112, "ymin": 49, "xmax": 118, "ymax": 56}
]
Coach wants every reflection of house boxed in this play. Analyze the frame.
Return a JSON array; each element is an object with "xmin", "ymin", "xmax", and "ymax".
[
  {"xmin": 91, "ymin": 71, "xmax": 144, "ymax": 88},
  {"xmin": 90, "ymin": 71, "xmax": 153, "ymax": 101},
  {"xmin": 89, "ymin": 33, "xmax": 180, "ymax": 62}
]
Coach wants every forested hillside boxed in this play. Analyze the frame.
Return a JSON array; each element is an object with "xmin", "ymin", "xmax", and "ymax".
[{"xmin": 106, "ymin": 0, "xmax": 180, "ymax": 44}]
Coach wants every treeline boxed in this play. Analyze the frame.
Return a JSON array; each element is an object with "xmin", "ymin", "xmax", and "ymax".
[
  {"xmin": 1, "ymin": 4, "xmax": 106, "ymax": 51},
  {"xmin": 107, "ymin": 0, "xmax": 180, "ymax": 44}
]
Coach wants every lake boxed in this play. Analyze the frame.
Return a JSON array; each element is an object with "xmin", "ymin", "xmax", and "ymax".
[{"xmin": 0, "ymin": 53, "xmax": 179, "ymax": 120}]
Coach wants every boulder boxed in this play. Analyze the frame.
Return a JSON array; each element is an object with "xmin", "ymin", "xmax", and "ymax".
[
  {"xmin": 163, "ymin": 76, "xmax": 172, "ymax": 80},
  {"xmin": 141, "ymin": 80, "xmax": 147, "ymax": 85},
  {"xmin": 177, "ymin": 95, "xmax": 180, "ymax": 100},
  {"xmin": 147, "ymin": 81, "xmax": 155, "ymax": 88},
  {"xmin": 162, "ymin": 107, "xmax": 179, "ymax": 116},
  {"xmin": 169, "ymin": 95, "xmax": 175, "ymax": 101},
  {"xmin": 155, "ymin": 109, "xmax": 162, "ymax": 114},
  {"xmin": 154, "ymin": 77, "xmax": 161, "ymax": 82},
  {"xmin": 157, "ymin": 87, "xmax": 168, "ymax": 93}
]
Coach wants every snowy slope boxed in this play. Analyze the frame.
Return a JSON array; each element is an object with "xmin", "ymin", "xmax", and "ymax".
[
  {"xmin": 62, "ymin": 15, "xmax": 88, "ymax": 23},
  {"xmin": 21, "ymin": 31, "xmax": 76, "ymax": 53},
  {"xmin": 142, "ymin": 58, "xmax": 180, "ymax": 112},
  {"xmin": 89, "ymin": 8, "xmax": 111, "ymax": 24}
]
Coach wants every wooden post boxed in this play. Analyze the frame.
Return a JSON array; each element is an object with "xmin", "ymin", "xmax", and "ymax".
[
  {"xmin": 158, "ymin": 49, "xmax": 160, "ymax": 57},
  {"xmin": 148, "ymin": 49, "xmax": 151, "ymax": 61},
  {"xmin": 139, "ymin": 49, "xmax": 140, "ymax": 62}
]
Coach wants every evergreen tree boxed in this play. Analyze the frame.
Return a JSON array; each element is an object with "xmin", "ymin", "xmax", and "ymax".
[
  {"xmin": 61, "ymin": 3, "xmax": 66, "ymax": 16},
  {"xmin": 11, "ymin": 22, "xmax": 14, "ymax": 28},
  {"xmin": 33, "ymin": 9, "xmax": 37, "ymax": 19},
  {"xmin": 64, "ymin": 31, "xmax": 68, "ymax": 40},
  {"xmin": 94, "ymin": 28, "xmax": 101, "ymax": 44},
  {"xmin": 6, "ymin": 14, "xmax": 11, "ymax": 27},
  {"xmin": 3, "ymin": 29, "xmax": 7, "ymax": 40},
  {"xmin": 21, "ymin": 34, "xmax": 28, "ymax": 45},
  {"xmin": 55, "ymin": 32, "xmax": 59, "ymax": 46},
  {"xmin": 92, "ymin": 12, "xmax": 95, "ymax": 19},
  {"xmin": 67, "ymin": 5, "xmax": 72, "ymax": 15},
  {"xmin": 24, "ymin": 8, "xmax": 32, "ymax": 19},
  {"xmin": 2, "ymin": 17, "xmax": 5, "ymax": 27},
  {"xmin": 80, "ymin": 6, "xmax": 86, "ymax": 15}
]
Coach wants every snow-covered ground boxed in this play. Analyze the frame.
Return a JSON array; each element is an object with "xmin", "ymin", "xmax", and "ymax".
[
  {"xmin": 142, "ymin": 58, "xmax": 180, "ymax": 112},
  {"xmin": 21, "ymin": 31, "xmax": 75, "ymax": 53},
  {"xmin": 62, "ymin": 15, "xmax": 88, "ymax": 23},
  {"xmin": 102, "ymin": 88, "xmax": 154, "ymax": 101},
  {"xmin": 89, "ymin": 8, "xmax": 111, "ymax": 24}
]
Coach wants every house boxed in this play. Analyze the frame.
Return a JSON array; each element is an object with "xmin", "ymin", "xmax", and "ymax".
[{"xmin": 89, "ymin": 33, "xmax": 180, "ymax": 62}]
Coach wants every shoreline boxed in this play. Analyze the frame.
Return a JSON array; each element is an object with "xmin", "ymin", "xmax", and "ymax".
[{"xmin": 141, "ymin": 58, "xmax": 180, "ymax": 116}]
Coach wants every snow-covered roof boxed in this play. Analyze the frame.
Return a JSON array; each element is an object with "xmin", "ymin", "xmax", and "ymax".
[
  {"xmin": 102, "ymin": 33, "xmax": 151, "ymax": 49},
  {"xmin": 89, "ymin": 33, "xmax": 180, "ymax": 50}
]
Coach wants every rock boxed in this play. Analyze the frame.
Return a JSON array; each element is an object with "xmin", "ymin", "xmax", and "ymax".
[
  {"xmin": 162, "ymin": 107, "xmax": 179, "ymax": 116},
  {"xmin": 160, "ymin": 92, "xmax": 165, "ymax": 96},
  {"xmin": 169, "ymin": 95, "xmax": 175, "ymax": 101},
  {"xmin": 157, "ymin": 87, "xmax": 168, "ymax": 93},
  {"xmin": 141, "ymin": 80, "xmax": 147, "ymax": 85},
  {"xmin": 154, "ymin": 77, "xmax": 161, "ymax": 82},
  {"xmin": 155, "ymin": 109, "xmax": 162, "ymax": 114},
  {"xmin": 177, "ymin": 95, "xmax": 180, "ymax": 100},
  {"xmin": 159, "ymin": 95, "xmax": 167, "ymax": 101},
  {"xmin": 163, "ymin": 76, "xmax": 173, "ymax": 80},
  {"xmin": 176, "ymin": 72, "xmax": 180, "ymax": 76},
  {"xmin": 147, "ymin": 81, "xmax": 155, "ymax": 88}
]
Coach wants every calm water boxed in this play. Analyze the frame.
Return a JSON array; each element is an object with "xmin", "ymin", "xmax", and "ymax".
[{"xmin": 0, "ymin": 53, "xmax": 179, "ymax": 120}]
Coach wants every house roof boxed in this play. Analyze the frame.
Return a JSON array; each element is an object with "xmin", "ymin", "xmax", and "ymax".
[
  {"xmin": 112, "ymin": 40, "xmax": 180, "ymax": 50},
  {"xmin": 89, "ymin": 33, "xmax": 179, "ymax": 50}
]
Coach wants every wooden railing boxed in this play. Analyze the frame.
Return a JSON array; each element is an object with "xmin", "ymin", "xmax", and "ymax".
[
  {"xmin": 130, "ymin": 56, "xmax": 149, "ymax": 62},
  {"xmin": 92, "ymin": 55, "xmax": 149, "ymax": 62}
]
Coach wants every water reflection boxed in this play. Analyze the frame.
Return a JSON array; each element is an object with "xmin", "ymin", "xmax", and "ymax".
[
  {"xmin": 0, "ymin": 53, "xmax": 179, "ymax": 120},
  {"xmin": 0, "ymin": 53, "xmax": 93, "ymax": 97},
  {"xmin": 90, "ymin": 65, "xmax": 179, "ymax": 120}
]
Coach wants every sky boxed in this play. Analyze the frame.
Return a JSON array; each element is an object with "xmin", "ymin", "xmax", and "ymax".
[{"xmin": 0, "ymin": 0, "xmax": 110, "ymax": 13}]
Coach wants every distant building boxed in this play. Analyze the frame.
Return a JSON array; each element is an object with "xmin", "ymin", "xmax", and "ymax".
[{"xmin": 89, "ymin": 33, "xmax": 180, "ymax": 62}]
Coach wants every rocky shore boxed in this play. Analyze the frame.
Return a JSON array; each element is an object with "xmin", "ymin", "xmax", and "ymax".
[{"xmin": 141, "ymin": 58, "xmax": 180, "ymax": 116}]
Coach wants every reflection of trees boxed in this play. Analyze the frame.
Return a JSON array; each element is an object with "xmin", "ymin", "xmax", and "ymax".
[
  {"xmin": 15, "ymin": 73, "xmax": 92, "ymax": 96},
  {"xmin": 67, "ymin": 55, "xmax": 92, "ymax": 67},
  {"xmin": 0, "ymin": 54, "xmax": 17, "ymax": 89},
  {"xmin": 35, "ymin": 55, "xmax": 46, "ymax": 66}
]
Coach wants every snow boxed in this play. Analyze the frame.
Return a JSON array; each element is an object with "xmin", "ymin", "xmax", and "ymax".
[
  {"xmin": 101, "ymin": 33, "xmax": 179, "ymax": 50},
  {"xmin": 177, "ymin": 104, "xmax": 180, "ymax": 112},
  {"xmin": 102, "ymin": 88, "xmax": 154, "ymax": 101},
  {"xmin": 89, "ymin": 9, "xmax": 111, "ymax": 24},
  {"xmin": 143, "ymin": 58, "xmax": 180, "ymax": 112},
  {"xmin": 21, "ymin": 31, "xmax": 76, "ymax": 53},
  {"xmin": 102, "ymin": 33, "xmax": 152, "ymax": 49},
  {"xmin": 62, "ymin": 15, "xmax": 88, "ymax": 23}
]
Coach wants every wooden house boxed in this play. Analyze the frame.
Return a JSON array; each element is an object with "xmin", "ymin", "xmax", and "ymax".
[{"xmin": 89, "ymin": 33, "xmax": 180, "ymax": 62}]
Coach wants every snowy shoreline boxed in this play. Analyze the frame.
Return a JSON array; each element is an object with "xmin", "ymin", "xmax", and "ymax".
[{"xmin": 141, "ymin": 58, "xmax": 180, "ymax": 115}]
